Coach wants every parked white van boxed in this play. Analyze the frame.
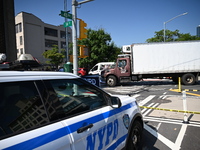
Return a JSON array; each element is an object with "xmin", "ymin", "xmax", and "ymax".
[{"xmin": 88, "ymin": 62, "xmax": 115, "ymax": 75}]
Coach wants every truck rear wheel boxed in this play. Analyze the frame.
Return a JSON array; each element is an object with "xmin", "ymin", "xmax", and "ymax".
[
  {"xmin": 182, "ymin": 73, "xmax": 196, "ymax": 85},
  {"xmin": 106, "ymin": 75, "xmax": 117, "ymax": 87}
]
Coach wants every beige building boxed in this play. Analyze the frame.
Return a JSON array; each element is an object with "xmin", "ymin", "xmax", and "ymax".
[{"xmin": 15, "ymin": 12, "xmax": 72, "ymax": 63}]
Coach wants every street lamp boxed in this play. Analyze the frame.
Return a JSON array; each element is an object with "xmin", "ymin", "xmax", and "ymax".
[{"xmin": 163, "ymin": 12, "xmax": 188, "ymax": 42}]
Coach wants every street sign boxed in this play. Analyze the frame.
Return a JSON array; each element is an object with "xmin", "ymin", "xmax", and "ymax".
[
  {"xmin": 60, "ymin": 11, "xmax": 72, "ymax": 19},
  {"xmin": 63, "ymin": 21, "xmax": 72, "ymax": 27}
]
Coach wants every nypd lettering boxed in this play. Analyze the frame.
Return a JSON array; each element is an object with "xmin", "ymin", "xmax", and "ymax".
[{"xmin": 86, "ymin": 119, "xmax": 119, "ymax": 150}]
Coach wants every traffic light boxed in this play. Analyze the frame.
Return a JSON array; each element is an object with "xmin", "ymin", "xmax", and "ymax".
[
  {"xmin": 79, "ymin": 19, "xmax": 87, "ymax": 39},
  {"xmin": 79, "ymin": 45, "xmax": 88, "ymax": 58}
]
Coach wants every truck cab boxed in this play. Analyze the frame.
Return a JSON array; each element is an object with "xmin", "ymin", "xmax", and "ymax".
[{"xmin": 104, "ymin": 54, "xmax": 131, "ymax": 87}]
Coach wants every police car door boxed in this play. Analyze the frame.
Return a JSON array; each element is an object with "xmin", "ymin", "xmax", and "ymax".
[
  {"xmin": 48, "ymin": 78, "xmax": 119, "ymax": 150},
  {"xmin": 0, "ymin": 80, "xmax": 72, "ymax": 150}
]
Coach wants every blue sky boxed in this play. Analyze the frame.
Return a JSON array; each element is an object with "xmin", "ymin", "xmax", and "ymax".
[{"xmin": 14, "ymin": 0, "xmax": 200, "ymax": 47}]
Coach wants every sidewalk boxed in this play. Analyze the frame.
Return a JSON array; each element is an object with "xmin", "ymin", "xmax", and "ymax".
[{"xmin": 149, "ymin": 95, "xmax": 200, "ymax": 122}]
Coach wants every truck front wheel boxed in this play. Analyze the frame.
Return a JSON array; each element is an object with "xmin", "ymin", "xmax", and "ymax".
[
  {"xmin": 106, "ymin": 75, "xmax": 117, "ymax": 87},
  {"xmin": 182, "ymin": 73, "xmax": 196, "ymax": 85}
]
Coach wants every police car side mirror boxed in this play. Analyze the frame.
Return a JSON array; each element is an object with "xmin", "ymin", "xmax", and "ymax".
[{"xmin": 110, "ymin": 96, "xmax": 122, "ymax": 108}]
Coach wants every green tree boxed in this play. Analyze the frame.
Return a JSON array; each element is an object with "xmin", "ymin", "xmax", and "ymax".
[
  {"xmin": 146, "ymin": 29, "xmax": 200, "ymax": 42},
  {"xmin": 42, "ymin": 45, "xmax": 65, "ymax": 69},
  {"xmin": 176, "ymin": 33, "xmax": 200, "ymax": 41},
  {"xmin": 78, "ymin": 28, "xmax": 121, "ymax": 69}
]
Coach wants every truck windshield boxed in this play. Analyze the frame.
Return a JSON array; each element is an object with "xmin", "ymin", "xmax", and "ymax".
[{"xmin": 118, "ymin": 60, "xmax": 127, "ymax": 68}]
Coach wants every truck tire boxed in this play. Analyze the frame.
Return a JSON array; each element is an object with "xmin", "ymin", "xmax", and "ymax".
[
  {"xmin": 127, "ymin": 120, "xmax": 143, "ymax": 150},
  {"xmin": 106, "ymin": 75, "xmax": 117, "ymax": 87},
  {"xmin": 182, "ymin": 73, "xmax": 196, "ymax": 85}
]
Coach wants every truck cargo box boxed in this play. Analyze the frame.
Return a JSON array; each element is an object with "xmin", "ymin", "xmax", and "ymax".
[{"xmin": 129, "ymin": 41, "xmax": 200, "ymax": 74}]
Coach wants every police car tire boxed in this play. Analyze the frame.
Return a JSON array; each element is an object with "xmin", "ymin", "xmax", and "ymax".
[{"xmin": 127, "ymin": 120, "xmax": 143, "ymax": 150}]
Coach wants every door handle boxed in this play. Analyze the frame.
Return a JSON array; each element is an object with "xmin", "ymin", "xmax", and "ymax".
[{"xmin": 77, "ymin": 124, "xmax": 93, "ymax": 133}]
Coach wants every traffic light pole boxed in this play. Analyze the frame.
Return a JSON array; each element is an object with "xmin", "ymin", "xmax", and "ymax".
[
  {"xmin": 72, "ymin": 0, "xmax": 94, "ymax": 75},
  {"xmin": 72, "ymin": 0, "xmax": 78, "ymax": 75}
]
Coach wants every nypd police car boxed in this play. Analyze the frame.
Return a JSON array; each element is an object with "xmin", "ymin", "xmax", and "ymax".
[{"xmin": 0, "ymin": 71, "xmax": 143, "ymax": 150}]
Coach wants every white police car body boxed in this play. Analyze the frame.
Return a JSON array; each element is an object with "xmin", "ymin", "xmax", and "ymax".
[{"xmin": 0, "ymin": 71, "xmax": 143, "ymax": 150}]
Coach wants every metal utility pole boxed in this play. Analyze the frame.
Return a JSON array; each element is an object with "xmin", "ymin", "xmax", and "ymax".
[
  {"xmin": 163, "ymin": 12, "xmax": 188, "ymax": 42},
  {"xmin": 72, "ymin": 0, "xmax": 94, "ymax": 75},
  {"xmin": 72, "ymin": 0, "xmax": 78, "ymax": 75},
  {"xmin": 64, "ymin": 0, "xmax": 69, "ymax": 62}
]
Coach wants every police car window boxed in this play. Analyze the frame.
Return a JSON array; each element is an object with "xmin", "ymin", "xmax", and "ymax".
[
  {"xmin": 45, "ymin": 79, "xmax": 107, "ymax": 118},
  {"xmin": 0, "ymin": 81, "xmax": 48, "ymax": 139}
]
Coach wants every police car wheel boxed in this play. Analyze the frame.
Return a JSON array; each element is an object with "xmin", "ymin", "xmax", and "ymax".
[{"xmin": 127, "ymin": 121, "xmax": 143, "ymax": 150}]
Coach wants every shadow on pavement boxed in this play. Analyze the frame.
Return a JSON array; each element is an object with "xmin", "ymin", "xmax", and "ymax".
[{"xmin": 142, "ymin": 124, "xmax": 159, "ymax": 150}]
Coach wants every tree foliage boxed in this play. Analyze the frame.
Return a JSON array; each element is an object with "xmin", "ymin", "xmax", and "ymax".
[
  {"xmin": 146, "ymin": 29, "xmax": 200, "ymax": 43},
  {"xmin": 78, "ymin": 28, "xmax": 121, "ymax": 69},
  {"xmin": 42, "ymin": 45, "xmax": 65, "ymax": 68}
]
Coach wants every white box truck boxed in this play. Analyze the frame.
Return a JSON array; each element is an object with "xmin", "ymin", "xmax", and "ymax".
[{"xmin": 104, "ymin": 40, "xmax": 200, "ymax": 86}]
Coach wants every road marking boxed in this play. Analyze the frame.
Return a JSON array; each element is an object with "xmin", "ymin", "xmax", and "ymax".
[
  {"xmin": 139, "ymin": 95, "xmax": 156, "ymax": 106},
  {"xmin": 170, "ymin": 89, "xmax": 200, "ymax": 97},
  {"xmin": 144, "ymin": 124, "xmax": 180, "ymax": 150},
  {"xmin": 144, "ymin": 116, "xmax": 200, "ymax": 127},
  {"xmin": 185, "ymin": 92, "xmax": 200, "ymax": 97},
  {"xmin": 131, "ymin": 94, "xmax": 140, "ymax": 98},
  {"xmin": 139, "ymin": 105, "xmax": 200, "ymax": 114},
  {"xmin": 142, "ymin": 103, "xmax": 159, "ymax": 116},
  {"xmin": 141, "ymin": 103, "xmax": 155, "ymax": 113},
  {"xmin": 185, "ymin": 89, "xmax": 200, "ymax": 92},
  {"xmin": 156, "ymin": 122, "xmax": 162, "ymax": 130},
  {"xmin": 174, "ymin": 124, "xmax": 187, "ymax": 150},
  {"xmin": 159, "ymin": 92, "xmax": 167, "ymax": 99}
]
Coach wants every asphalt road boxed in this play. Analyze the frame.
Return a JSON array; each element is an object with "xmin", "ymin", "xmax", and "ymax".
[{"xmin": 101, "ymin": 79, "xmax": 200, "ymax": 150}]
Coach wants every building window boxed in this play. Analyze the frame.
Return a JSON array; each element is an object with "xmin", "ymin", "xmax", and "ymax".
[
  {"xmin": 44, "ymin": 27, "xmax": 58, "ymax": 37},
  {"xmin": 68, "ymin": 32, "xmax": 71, "ymax": 41},
  {"xmin": 15, "ymin": 23, "xmax": 22, "ymax": 33},
  {"xmin": 45, "ymin": 39, "xmax": 58, "ymax": 47},
  {"xmin": 61, "ymin": 41, "xmax": 66, "ymax": 48},
  {"xmin": 60, "ymin": 31, "xmax": 71, "ymax": 39},
  {"xmin": 20, "ymin": 36, "xmax": 23, "ymax": 45},
  {"xmin": 60, "ymin": 31, "xmax": 66, "ymax": 39}
]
